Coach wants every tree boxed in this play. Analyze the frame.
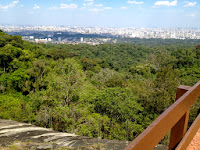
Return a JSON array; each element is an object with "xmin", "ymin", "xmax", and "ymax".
[
  {"xmin": 92, "ymin": 87, "xmax": 145, "ymax": 140},
  {"xmin": 40, "ymin": 58, "xmax": 84, "ymax": 107},
  {"xmin": 0, "ymin": 44, "xmax": 22, "ymax": 73},
  {"xmin": 93, "ymin": 87, "xmax": 143, "ymax": 123},
  {"xmin": 10, "ymin": 35, "xmax": 24, "ymax": 49},
  {"xmin": 92, "ymin": 68, "xmax": 124, "ymax": 88},
  {"xmin": 150, "ymin": 65, "xmax": 180, "ymax": 113},
  {"xmin": 81, "ymin": 57, "xmax": 97, "ymax": 71}
]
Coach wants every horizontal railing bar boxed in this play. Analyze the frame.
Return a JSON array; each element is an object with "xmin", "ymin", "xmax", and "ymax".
[
  {"xmin": 176, "ymin": 113, "xmax": 200, "ymax": 150},
  {"xmin": 124, "ymin": 81, "xmax": 200, "ymax": 150}
]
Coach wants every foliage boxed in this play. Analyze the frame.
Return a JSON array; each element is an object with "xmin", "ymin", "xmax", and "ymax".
[{"xmin": 0, "ymin": 31, "xmax": 200, "ymax": 143}]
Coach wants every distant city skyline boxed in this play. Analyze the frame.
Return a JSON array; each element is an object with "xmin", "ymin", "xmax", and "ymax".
[
  {"xmin": 0, "ymin": 0, "xmax": 200, "ymax": 27},
  {"xmin": 2, "ymin": 25, "xmax": 200, "ymax": 40}
]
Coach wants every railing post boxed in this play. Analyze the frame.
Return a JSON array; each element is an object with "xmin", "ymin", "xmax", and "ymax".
[{"xmin": 168, "ymin": 85, "xmax": 191, "ymax": 150}]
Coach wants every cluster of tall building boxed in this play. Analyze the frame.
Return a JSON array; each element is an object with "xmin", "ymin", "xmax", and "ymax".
[{"xmin": 1, "ymin": 25, "xmax": 200, "ymax": 40}]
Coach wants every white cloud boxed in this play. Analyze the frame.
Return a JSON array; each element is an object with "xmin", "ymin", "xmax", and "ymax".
[
  {"xmin": 120, "ymin": 6, "xmax": 128, "ymax": 9},
  {"xmin": 84, "ymin": 0, "xmax": 94, "ymax": 1},
  {"xmin": 60, "ymin": 3, "xmax": 78, "ymax": 9},
  {"xmin": 104, "ymin": 7, "xmax": 112, "ymax": 10},
  {"xmin": 48, "ymin": 6, "xmax": 59, "ymax": 10},
  {"xmin": 96, "ymin": 4, "xmax": 103, "ymax": 7},
  {"xmin": 83, "ymin": 2, "xmax": 93, "ymax": 6},
  {"xmin": 127, "ymin": 1, "xmax": 144, "ymax": 5},
  {"xmin": 184, "ymin": 2, "xmax": 196, "ymax": 7},
  {"xmin": 154, "ymin": 0, "xmax": 177, "ymax": 7},
  {"xmin": 88, "ymin": 8, "xmax": 104, "ymax": 12},
  {"xmin": 48, "ymin": 3, "xmax": 78, "ymax": 10},
  {"xmin": 88, "ymin": 7, "xmax": 112, "ymax": 12},
  {"xmin": 33, "ymin": 4, "xmax": 40, "ymax": 10},
  {"xmin": 0, "ymin": 1, "xmax": 19, "ymax": 10}
]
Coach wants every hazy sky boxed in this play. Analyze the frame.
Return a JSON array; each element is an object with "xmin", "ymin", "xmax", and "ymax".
[{"xmin": 0, "ymin": 0, "xmax": 199, "ymax": 27}]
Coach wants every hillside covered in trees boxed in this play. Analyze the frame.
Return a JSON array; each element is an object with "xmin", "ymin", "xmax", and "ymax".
[{"xmin": 0, "ymin": 30, "xmax": 200, "ymax": 142}]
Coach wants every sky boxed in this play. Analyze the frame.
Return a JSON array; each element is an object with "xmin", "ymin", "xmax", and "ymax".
[{"xmin": 0, "ymin": 0, "xmax": 199, "ymax": 27}]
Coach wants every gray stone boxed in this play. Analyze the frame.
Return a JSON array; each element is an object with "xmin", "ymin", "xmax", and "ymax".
[{"xmin": 0, "ymin": 119, "xmax": 167, "ymax": 150}]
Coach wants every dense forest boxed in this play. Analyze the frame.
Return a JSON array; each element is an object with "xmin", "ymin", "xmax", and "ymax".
[{"xmin": 0, "ymin": 30, "xmax": 200, "ymax": 143}]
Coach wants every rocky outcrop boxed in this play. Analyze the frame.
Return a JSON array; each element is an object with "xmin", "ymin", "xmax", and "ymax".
[
  {"xmin": 0, "ymin": 119, "xmax": 129, "ymax": 149},
  {"xmin": 0, "ymin": 119, "xmax": 168, "ymax": 150}
]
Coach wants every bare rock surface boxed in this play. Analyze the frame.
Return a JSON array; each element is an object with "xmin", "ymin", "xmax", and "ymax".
[
  {"xmin": 0, "ymin": 119, "xmax": 129, "ymax": 150},
  {"xmin": 0, "ymin": 119, "xmax": 168, "ymax": 150}
]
